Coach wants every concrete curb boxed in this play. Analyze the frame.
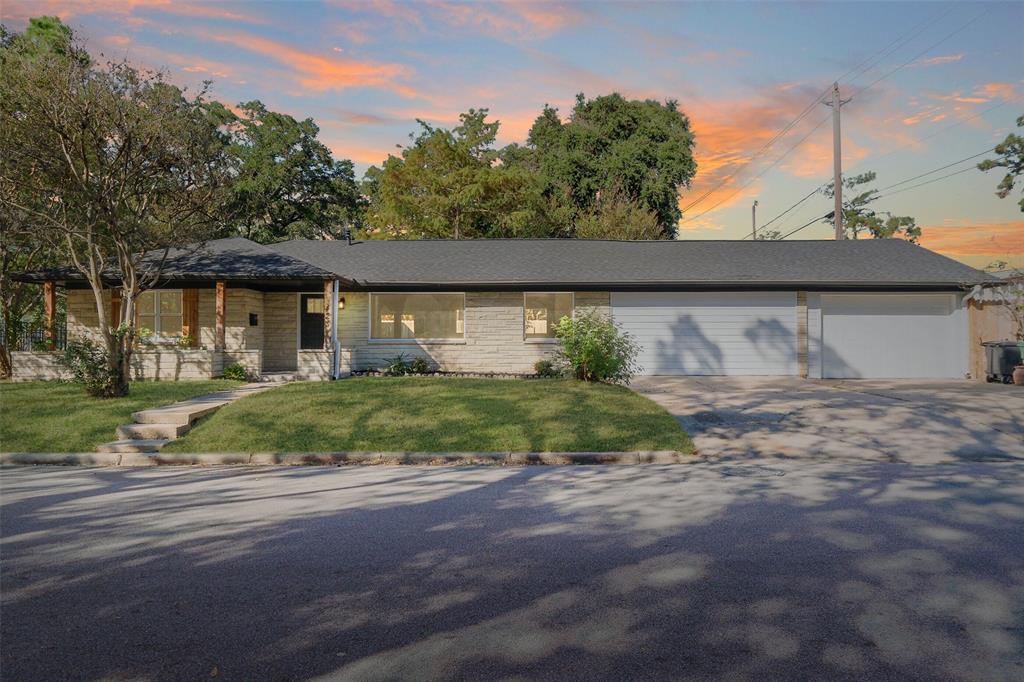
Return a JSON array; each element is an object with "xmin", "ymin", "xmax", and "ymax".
[{"xmin": 0, "ymin": 450, "xmax": 687, "ymax": 467}]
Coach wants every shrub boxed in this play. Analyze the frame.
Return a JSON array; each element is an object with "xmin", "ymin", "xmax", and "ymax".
[
  {"xmin": 533, "ymin": 358, "xmax": 562, "ymax": 377},
  {"xmin": 221, "ymin": 362, "xmax": 250, "ymax": 381},
  {"xmin": 554, "ymin": 310, "xmax": 641, "ymax": 384},
  {"xmin": 61, "ymin": 341, "xmax": 118, "ymax": 397},
  {"xmin": 383, "ymin": 353, "xmax": 411, "ymax": 376},
  {"xmin": 409, "ymin": 357, "xmax": 432, "ymax": 374}
]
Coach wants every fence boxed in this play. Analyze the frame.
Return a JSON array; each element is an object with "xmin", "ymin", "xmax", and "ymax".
[{"xmin": 0, "ymin": 324, "xmax": 67, "ymax": 351}]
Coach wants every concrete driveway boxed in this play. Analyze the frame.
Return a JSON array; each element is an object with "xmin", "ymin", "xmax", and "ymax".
[{"xmin": 632, "ymin": 377, "xmax": 1024, "ymax": 463}]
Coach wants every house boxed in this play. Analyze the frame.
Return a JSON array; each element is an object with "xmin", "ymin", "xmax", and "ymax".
[{"xmin": 11, "ymin": 237, "xmax": 995, "ymax": 381}]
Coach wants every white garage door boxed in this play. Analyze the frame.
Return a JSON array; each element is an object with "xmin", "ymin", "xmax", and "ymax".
[
  {"xmin": 820, "ymin": 294, "xmax": 963, "ymax": 379},
  {"xmin": 612, "ymin": 292, "xmax": 797, "ymax": 375}
]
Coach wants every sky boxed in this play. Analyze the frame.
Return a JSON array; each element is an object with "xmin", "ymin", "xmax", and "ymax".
[{"xmin": 3, "ymin": 0, "xmax": 1022, "ymax": 267}]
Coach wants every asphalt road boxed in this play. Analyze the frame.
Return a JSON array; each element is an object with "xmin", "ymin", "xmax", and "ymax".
[{"xmin": 2, "ymin": 463, "xmax": 1023, "ymax": 681}]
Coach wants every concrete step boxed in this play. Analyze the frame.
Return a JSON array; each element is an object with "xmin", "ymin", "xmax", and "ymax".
[
  {"xmin": 116, "ymin": 423, "xmax": 190, "ymax": 441},
  {"xmin": 132, "ymin": 402, "xmax": 225, "ymax": 426},
  {"xmin": 96, "ymin": 439, "xmax": 170, "ymax": 454},
  {"xmin": 257, "ymin": 373, "xmax": 296, "ymax": 383}
]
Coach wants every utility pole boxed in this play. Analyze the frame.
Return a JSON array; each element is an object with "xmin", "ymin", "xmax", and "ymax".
[
  {"xmin": 751, "ymin": 200, "xmax": 758, "ymax": 240},
  {"xmin": 823, "ymin": 82, "xmax": 849, "ymax": 240}
]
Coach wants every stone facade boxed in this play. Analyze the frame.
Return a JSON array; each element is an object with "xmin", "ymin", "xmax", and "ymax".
[
  {"xmin": 337, "ymin": 291, "xmax": 610, "ymax": 374},
  {"xmin": 10, "ymin": 352, "xmax": 70, "ymax": 381},
  {"xmin": 18, "ymin": 288, "xmax": 611, "ymax": 380}
]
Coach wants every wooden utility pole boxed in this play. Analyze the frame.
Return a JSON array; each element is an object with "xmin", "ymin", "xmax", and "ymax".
[
  {"xmin": 751, "ymin": 200, "xmax": 758, "ymax": 239},
  {"xmin": 824, "ymin": 82, "xmax": 847, "ymax": 240}
]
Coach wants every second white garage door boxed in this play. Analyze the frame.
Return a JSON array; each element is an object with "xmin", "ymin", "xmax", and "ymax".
[{"xmin": 612, "ymin": 292, "xmax": 797, "ymax": 375}]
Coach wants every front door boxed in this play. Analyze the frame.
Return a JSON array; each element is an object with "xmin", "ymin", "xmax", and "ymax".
[{"xmin": 299, "ymin": 294, "xmax": 325, "ymax": 350}]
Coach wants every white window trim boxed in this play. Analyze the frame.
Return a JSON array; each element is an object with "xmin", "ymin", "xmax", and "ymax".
[
  {"xmin": 523, "ymin": 291, "xmax": 574, "ymax": 343},
  {"xmin": 137, "ymin": 289, "xmax": 183, "ymax": 341},
  {"xmin": 368, "ymin": 292, "xmax": 467, "ymax": 344}
]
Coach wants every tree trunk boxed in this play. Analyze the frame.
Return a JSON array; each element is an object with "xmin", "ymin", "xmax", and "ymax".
[{"xmin": 0, "ymin": 344, "xmax": 11, "ymax": 379}]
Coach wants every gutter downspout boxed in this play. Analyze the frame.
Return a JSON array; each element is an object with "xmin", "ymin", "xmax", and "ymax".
[{"xmin": 331, "ymin": 279, "xmax": 341, "ymax": 379}]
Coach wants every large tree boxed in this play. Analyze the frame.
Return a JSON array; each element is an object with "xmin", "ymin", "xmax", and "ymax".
[
  {"xmin": 364, "ymin": 109, "xmax": 547, "ymax": 239},
  {"xmin": 821, "ymin": 172, "xmax": 921, "ymax": 242},
  {"xmin": 0, "ymin": 27, "xmax": 233, "ymax": 396},
  {"xmin": 504, "ymin": 93, "xmax": 697, "ymax": 239},
  {"xmin": 978, "ymin": 114, "xmax": 1024, "ymax": 212},
  {"xmin": 212, "ymin": 100, "xmax": 363, "ymax": 243}
]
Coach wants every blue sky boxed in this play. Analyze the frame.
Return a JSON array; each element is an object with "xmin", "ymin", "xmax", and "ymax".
[{"xmin": 3, "ymin": 0, "xmax": 1022, "ymax": 265}]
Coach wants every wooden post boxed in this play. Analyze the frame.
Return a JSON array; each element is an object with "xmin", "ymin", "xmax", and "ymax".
[
  {"xmin": 110, "ymin": 288, "xmax": 122, "ymax": 331},
  {"xmin": 43, "ymin": 281, "xmax": 56, "ymax": 350},
  {"xmin": 323, "ymin": 279, "xmax": 334, "ymax": 351},
  {"xmin": 182, "ymin": 289, "xmax": 199, "ymax": 348},
  {"xmin": 796, "ymin": 291, "xmax": 808, "ymax": 378},
  {"xmin": 215, "ymin": 281, "xmax": 226, "ymax": 351}
]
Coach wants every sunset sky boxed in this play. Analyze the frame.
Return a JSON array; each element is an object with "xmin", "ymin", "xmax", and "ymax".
[{"xmin": 3, "ymin": 0, "xmax": 1022, "ymax": 267}]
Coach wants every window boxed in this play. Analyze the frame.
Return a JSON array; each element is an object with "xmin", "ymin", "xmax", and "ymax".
[
  {"xmin": 524, "ymin": 293, "xmax": 573, "ymax": 340},
  {"xmin": 137, "ymin": 290, "xmax": 182, "ymax": 337},
  {"xmin": 370, "ymin": 293, "xmax": 464, "ymax": 340}
]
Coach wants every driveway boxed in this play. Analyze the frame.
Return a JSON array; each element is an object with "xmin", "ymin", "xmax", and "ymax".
[
  {"xmin": 2, "ymin": 464, "xmax": 1023, "ymax": 680},
  {"xmin": 632, "ymin": 377, "xmax": 1024, "ymax": 463}
]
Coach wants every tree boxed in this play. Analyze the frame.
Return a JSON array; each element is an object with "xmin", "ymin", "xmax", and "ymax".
[
  {"xmin": 364, "ymin": 109, "xmax": 546, "ymax": 239},
  {"xmin": 213, "ymin": 100, "xmax": 363, "ymax": 243},
  {"xmin": 0, "ymin": 30, "xmax": 233, "ymax": 396},
  {"xmin": 574, "ymin": 186, "xmax": 663, "ymax": 239},
  {"xmin": 978, "ymin": 114, "xmax": 1024, "ymax": 212},
  {"xmin": 821, "ymin": 172, "xmax": 921, "ymax": 242},
  {"xmin": 505, "ymin": 93, "xmax": 697, "ymax": 239},
  {"xmin": 755, "ymin": 229, "xmax": 784, "ymax": 240}
]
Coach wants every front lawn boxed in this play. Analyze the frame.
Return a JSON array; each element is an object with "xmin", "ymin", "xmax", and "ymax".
[
  {"xmin": 0, "ymin": 380, "xmax": 241, "ymax": 452},
  {"xmin": 167, "ymin": 377, "xmax": 693, "ymax": 453}
]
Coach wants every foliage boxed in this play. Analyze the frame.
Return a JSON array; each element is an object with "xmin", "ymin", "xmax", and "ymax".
[
  {"xmin": 364, "ymin": 109, "xmax": 545, "ymax": 239},
  {"xmin": 755, "ymin": 229, "xmax": 784, "ymax": 240},
  {"xmin": 382, "ymin": 353, "xmax": 412, "ymax": 376},
  {"xmin": 504, "ymin": 93, "xmax": 697, "ymax": 239},
  {"xmin": 221, "ymin": 362, "xmax": 250, "ymax": 381},
  {"xmin": 61, "ymin": 341, "xmax": 118, "ymax": 397},
  {"xmin": 533, "ymin": 358, "xmax": 563, "ymax": 377},
  {"xmin": 0, "ymin": 19, "xmax": 233, "ymax": 396},
  {"xmin": 978, "ymin": 114, "xmax": 1024, "ymax": 212},
  {"xmin": 553, "ymin": 309, "xmax": 641, "ymax": 384},
  {"xmin": 408, "ymin": 356, "xmax": 432, "ymax": 374},
  {"xmin": 573, "ymin": 186, "xmax": 664, "ymax": 239},
  {"xmin": 821, "ymin": 172, "xmax": 921, "ymax": 242},
  {"xmin": 209, "ymin": 100, "xmax": 364, "ymax": 242},
  {"xmin": 162, "ymin": 378, "xmax": 694, "ymax": 454}
]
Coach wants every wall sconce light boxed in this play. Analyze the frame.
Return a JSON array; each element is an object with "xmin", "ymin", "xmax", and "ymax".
[{"xmin": 339, "ymin": 297, "xmax": 345, "ymax": 311}]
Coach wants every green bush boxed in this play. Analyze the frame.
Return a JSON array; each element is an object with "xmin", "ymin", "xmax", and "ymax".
[
  {"xmin": 554, "ymin": 310, "xmax": 641, "ymax": 384},
  {"xmin": 61, "ymin": 341, "xmax": 117, "ymax": 397},
  {"xmin": 383, "ymin": 353, "xmax": 411, "ymax": 376},
  {"xmin": 221, "ymin": 362, "xmax": 249, "ymax": 381},
  {"xmin": 533, "ymin": 358, "xmax": 562, "ymax": 377},
  {"xmin": 409, "ymin": 357, "xmax": 432, "ymax": 374}
]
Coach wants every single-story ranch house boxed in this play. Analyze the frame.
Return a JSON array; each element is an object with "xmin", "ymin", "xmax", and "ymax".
[{"xmin": 12, "ymin": 237, "xmax": 995, "ymax": 381}]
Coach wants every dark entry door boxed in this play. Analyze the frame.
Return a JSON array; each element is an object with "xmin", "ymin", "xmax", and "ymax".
[{"xmin": 299, "ymin": 294, "xmax": 325, "ymax": 350}]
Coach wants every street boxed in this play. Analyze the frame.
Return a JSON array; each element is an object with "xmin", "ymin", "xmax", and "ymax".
[{"xmin": 2, "ymin": 463, "xmax": 1023, "ymax": 680}]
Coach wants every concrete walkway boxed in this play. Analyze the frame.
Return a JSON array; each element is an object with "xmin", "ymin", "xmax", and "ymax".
[
  {"xmin": 96, "ymin": 383, "xmax": 280, "ymax": 454},
  {"xmin": 632, "ymin": 377, "xmax": 1024, "ymax": 464}
]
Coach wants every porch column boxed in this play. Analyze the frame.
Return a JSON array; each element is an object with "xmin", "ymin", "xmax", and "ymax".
[
  {"xmin": 796, "ymin": 291, "xmax": 808, "ymax": 378},
  {"xmin": 182, "ymin": 289, "xmax": 199, "ymax": 348},
  {"xmin": 215, "ymin": 280, "xmax": 226, "ymax": 351},
  {"xmin": 322, "ymin": 279, "xmax": 334, "ymax": 350},
  {"xmin": 110, "ymin": 287, "xmax": 122, "ymax": 330},
  {"xmin": 43, "ymin": 281, "xmax": 56, "ymax": 349}
]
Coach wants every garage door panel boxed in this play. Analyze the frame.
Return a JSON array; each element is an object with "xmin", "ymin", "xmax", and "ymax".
[
  {"xmin": 612, "ymin": 292, "xmax": 797, "ymax": 376},
  {"xmin": 821, "ymin": 294, "xmax": 961, "ymax": 379}
]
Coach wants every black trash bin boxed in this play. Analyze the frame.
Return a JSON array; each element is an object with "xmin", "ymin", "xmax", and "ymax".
[{"xmin": 981, "ymin": 341, "xmax": 1023, "ymax": 383}]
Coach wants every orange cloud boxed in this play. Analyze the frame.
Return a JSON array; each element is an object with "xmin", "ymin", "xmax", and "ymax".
[
  {"xmin": 198, "ymin": 31, "xmax": 417, "ymax": 96},
  {"xmin": 914, "ymin": 53, "xmax": 964, "ymax": 67},
  {"xmin": 1, "ymin": 0, "xmax": 268, "ymax": 24},
  {"xmin": 919, "ymin": 221, "xmax": 1024, "ymax": 260}
]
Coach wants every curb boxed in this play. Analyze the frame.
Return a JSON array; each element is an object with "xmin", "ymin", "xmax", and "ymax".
[{"xmin": 0, "ymin": 450, "xmax": 687, "ymax": 467}]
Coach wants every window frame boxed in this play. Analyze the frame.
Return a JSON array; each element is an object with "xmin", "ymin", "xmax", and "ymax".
[
  {"xmin": 523, "ymin": 292, "xmax": 575, "ymax": 343},
  {"xmin": 136, "ymin": 289, "xmax": 184, "ymax": 340},
  {"xmin": 368, "ymin": 292, "xmax": 467, "ymax": 344}
]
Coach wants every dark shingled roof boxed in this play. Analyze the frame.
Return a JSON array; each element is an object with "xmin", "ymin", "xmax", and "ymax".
[
  {"xmin": 271, "ymin": 238, "xmax": 994, "ymax": 289},
  {"xmin": 14, "ymin": 237, "xmax": 335, "ymax": 285}
]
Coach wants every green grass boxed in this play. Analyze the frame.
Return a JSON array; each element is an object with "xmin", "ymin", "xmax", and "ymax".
[
  {"xmin": 0, "ymin": 380, "xmax": 241, "ymax": 452},
  {"xmin": 165, "ymin": 377, "xmax": 693, "ymax": 454}
]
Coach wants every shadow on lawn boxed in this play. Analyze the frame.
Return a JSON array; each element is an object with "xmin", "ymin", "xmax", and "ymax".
[{"xmin": 1, "ymin": 463, "xmax": 1023, "ymax": 680}]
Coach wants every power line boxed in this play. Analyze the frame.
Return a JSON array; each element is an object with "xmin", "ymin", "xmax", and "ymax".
[
  {"xmin": 740, "ymin": 186, "xmax": 821, "ymax": 239},
  {"xmin": 877, "ymin": 166, "xmax": 977, "ymax": 199},
  {"xmin": 680, "ymin": 113, "xmax": 831, "ymax": 226},
  {"xmin": 876, "ymin": 147, "xmax": 994, "ymax": 192},
  {"xmin": 778, "ymin": 212, "xmax": 835, "ymax": 240}
]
